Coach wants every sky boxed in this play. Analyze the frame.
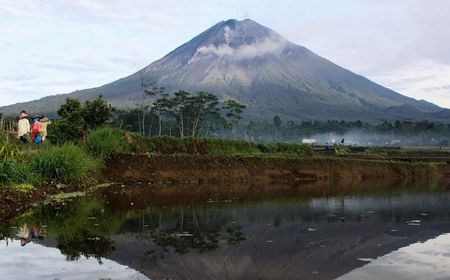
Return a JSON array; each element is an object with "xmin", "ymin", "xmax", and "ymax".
[{"xmin": 0, "ymin": 0, "xmax": 449, "ymax": 108}]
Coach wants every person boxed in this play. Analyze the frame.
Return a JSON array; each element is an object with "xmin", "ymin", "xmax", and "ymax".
[
  {"xmin": 31, "ymin": 225, "xmax": 46, "ymax": 239},
  {"xmin": 31, "ymin": 116, "xmax": 40, "ymax": 143},
  {"xmin": 39, "ymin": 116, "xmax": 51, "ymax": 142},
  {"xmin": 17, "ymin": 111, "xmax": 31, "ymax": 143},
  {"xmin": 16, "ymin": 223, "xmax": 31, "ymax": 247}
]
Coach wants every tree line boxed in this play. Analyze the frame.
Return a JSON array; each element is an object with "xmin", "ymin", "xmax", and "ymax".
[{"xmin": 117, "ymin": 77, "xmax": 247, "ymax": 138}]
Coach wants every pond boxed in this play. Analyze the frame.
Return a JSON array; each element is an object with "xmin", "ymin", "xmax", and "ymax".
[{"xmin": 1, "ymin": 180, "xmax": 450, "ymax": 280}]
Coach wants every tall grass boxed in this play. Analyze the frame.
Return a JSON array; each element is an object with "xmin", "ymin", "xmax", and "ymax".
[
  {"xmin": 0, "ymin": 161, "xmax": 39, "ymax": 186},
  {"xmin": 31, "ymin": 143, "xmax": 101, "ymax": 183},
  {"xmin": 85, "ymin": 127, "xmax": 129, "ymax": 160}
]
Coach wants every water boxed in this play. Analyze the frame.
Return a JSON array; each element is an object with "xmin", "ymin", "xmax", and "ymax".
[{"xmin": 1, "ymin": 181, "xmax": 450, "ymax": 280}]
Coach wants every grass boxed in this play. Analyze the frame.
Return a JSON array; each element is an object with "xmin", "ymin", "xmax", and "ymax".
[
  {"xmin": 0, "ymin": 160, "xmax": 40, "ymax": 186},
  {"xmin": 85, "ymin": 127, "xmax": 129, "ymax": 160},
  {"xmin": 146, "ymin": 135, "xmax": 314, "ymax": 156},
  {"xmin": 30, "ymin": 143, "xmax": 101, "ymax": 184}
]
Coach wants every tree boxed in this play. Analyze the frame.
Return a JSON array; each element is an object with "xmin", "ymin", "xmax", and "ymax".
[
  {"xmin": 273, "ymin": 115, "xmax": 282, "ymax": 138},
  {"xmin": 150, "ymin": 92, "xmax": 171, "ymax": 136},
  {"xmin": 135, "ymin": 68, "xmax": 166, "ymax": 136},
  {"xmin": 48, "ymin": 96, "xmax": 114, "ymax": 144},
  {"xmin": 144, "ymin": 82, "xmax": 165, "ymax": 136},
  {"xmin": 223, "ymin": 100, "xmax": 246, "ymax": 139},
  {"xmin": 83, "ymin": 95, "xmax": 114, "ymax": 130},
  {"xmin": 189, "ymin": 92, "xmax": 221, "ymax": 137},
  {"xmin": 171, "ymin": 90, "xmax": 191, "ymax": 138}
]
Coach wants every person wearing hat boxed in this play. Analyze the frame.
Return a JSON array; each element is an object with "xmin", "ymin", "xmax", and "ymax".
[
  {"xmin": 17, "ymin": 111, "xmax": 31, "ymax": 143},
  {"xmin": 39, "ymin": 116, "xmax": 51, "ymax": 142}
]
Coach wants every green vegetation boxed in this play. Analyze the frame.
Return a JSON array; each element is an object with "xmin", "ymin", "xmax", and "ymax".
[
  {"xmin": 146, "ymin": 135, "xmax": 313, "ymax": 156},
  {"xmin": 82, "ymin": 126, "xmax": 315, "ymax": 157},
  {"xmin": 0, "ymin": 134, "xmax": 21, "ymax": 161},
  {"xmin": 48, "ymin": 96, "xmax": 114, "ymax": 144},
  {"xmin": 85, "ymin": 127, "xmax": 128, "ymax": 160},
  {"xmin": 116, "ymin": 83, "xmax": 246, "ymax": 138},
  {"xmin": 31, "ymin": 144, "xmax": 101, "ymax": 184},
  {"xmin": 334, "ymin": 146, "xmax": 351, "ymax": 156},
  {"xmin": 0, "ymin": 143, "xmax": 103, "ymax": 187},
  {"xmin": 0, "ymin": 160, "xmax": 38, "ymax": 186}
]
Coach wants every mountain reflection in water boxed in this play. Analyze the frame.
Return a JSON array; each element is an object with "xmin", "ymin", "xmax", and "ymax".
[{"xmin": 0, "ymin": 180, "xmax": 450, "ymax": 280}]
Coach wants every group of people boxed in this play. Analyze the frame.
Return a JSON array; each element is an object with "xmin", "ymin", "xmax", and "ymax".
[
  {"xmin": 17, "ymin": 110, "xmax": 51, "ymax": 144},
  {"xmin": 16, "ymin": 223, "xmax": 46, "ymax": 246}
]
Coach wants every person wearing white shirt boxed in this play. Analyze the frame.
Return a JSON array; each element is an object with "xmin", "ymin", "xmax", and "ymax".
[{"xmin": 17, "ymin": 111, "xmax": 31, "ymax": 142}]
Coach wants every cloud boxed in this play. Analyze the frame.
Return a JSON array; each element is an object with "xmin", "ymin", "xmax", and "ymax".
[
  {"xmin": 371, "ymin": 60, "xmax": 450, "ymax": 108},
  {"xmin": 422, "ymin": 84, "xmax": 450, "ymax": 92},
  {"xmin": 190, "ymin": 35, "xmax": 287, "ymax": 63}
]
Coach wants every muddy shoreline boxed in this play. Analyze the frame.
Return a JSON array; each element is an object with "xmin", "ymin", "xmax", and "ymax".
[{"xmin": 2, "ymin": 154, "xmax": 450, "ymax": 222}]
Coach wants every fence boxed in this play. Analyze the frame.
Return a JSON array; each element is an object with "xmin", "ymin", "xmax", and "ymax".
[{"xmin": 0, "ymin": 113, "xmax": 17, "ymax": 133}]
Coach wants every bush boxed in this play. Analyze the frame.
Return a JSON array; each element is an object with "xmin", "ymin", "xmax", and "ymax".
[
  {"xmin": 47, "ymin": 119, "xmax": 84, "ymax": 145},
  {"xmin": 31, "ymin": 143, "xmax": 101, "ymax": 183},
  {"xmin": 85, "ymin": 127, "xmax": 128, "ymax": 160}
]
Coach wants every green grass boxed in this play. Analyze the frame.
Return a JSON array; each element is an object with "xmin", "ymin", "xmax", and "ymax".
[
  {"xmin": 0, "ymin": 160, "xmax": 39, "ymax": 186},
  {"xmin": 30, "ymin": 143, "xmax": 101, "ymax": 184},
  {"xmin": 85, "ymin": 127, "xmax": 129, "ymax": 160},
  {"xmin": 146, "ymin": 136, "xmax": 313, "ymax": 156}
]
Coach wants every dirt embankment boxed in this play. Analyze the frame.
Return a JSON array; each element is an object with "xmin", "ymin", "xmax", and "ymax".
[{"xmin": 105, "ymin": 154, "xmax": 447, "ymax": 185}]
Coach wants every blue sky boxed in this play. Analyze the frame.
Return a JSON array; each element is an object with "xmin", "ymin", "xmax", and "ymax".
[{"xmin": 1, "ymin": 0, "xmax": 449, "ymax": 107}]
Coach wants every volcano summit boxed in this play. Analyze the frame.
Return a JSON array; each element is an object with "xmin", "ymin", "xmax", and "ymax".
[{"xmin": 1, "ymin": 19, "xmax": 446, "ymax": 121}]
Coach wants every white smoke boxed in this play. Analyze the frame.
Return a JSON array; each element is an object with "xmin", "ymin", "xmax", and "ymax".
[
  {"xmin": 224, "ymin": 26, "xmax": 232, "ymax": 45},
  {"xmin": 189, "ymin": 27, "xmax": 287, "ymax": 64}
]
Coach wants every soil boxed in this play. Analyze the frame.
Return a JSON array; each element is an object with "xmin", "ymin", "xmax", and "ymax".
[{"xmin": 105, "ymin": 154, "xmax": 446, "ymax": 185}]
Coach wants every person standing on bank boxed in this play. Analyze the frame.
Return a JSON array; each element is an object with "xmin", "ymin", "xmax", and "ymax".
[
  {"xmin": 31, "ymin": 116, "xmax": 40, "ymax": 142},
  {"xmin": 39, "ymin": 116, "xmax": 51, "ymax": 142},
  {"xmin": 17, "ymin": 111, "xmax": 31, "ymax": 143}
]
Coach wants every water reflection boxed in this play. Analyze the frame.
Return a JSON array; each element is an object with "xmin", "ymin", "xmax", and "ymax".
[
  {"xmin": 0, "ymin": 180, "xmax": 449, "ymax": 279},
  {"xmin": 337, "ymin": 233, "xmax": 450, "ymax": 280},
  {"xmin": 0, "ymin": 240, "xmax": 149, "ymax": 280}
]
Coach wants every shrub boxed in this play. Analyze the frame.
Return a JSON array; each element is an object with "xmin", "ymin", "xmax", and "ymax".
[
  {"xmin": 31, "ymin": 143, "xmax": 101, "ymax": 183},
  {"xmin": 85, "ymin": 127, "xmax": 128, "ymax": 160}
]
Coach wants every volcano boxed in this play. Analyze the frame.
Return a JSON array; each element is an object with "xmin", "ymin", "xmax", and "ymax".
[{"xmin": 1, "ymin": 19, "xmax": 446, "ymax": 121}]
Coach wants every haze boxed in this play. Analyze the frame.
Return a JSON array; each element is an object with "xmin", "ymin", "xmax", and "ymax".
[{"xmin": 0, "ymin": 0, "xmax": 449, "ymax": 108}]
